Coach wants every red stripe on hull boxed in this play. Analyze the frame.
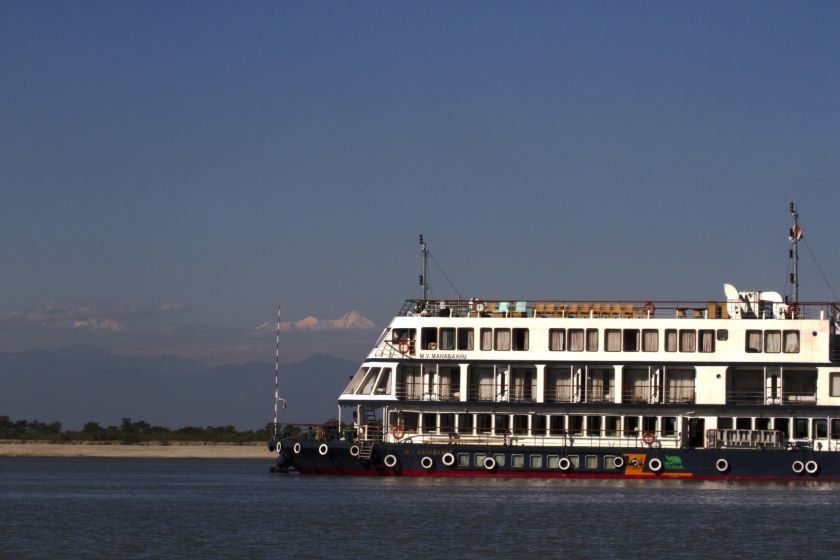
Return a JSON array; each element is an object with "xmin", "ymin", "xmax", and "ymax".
[{"xmin": 294, "ymin": 468, "xmax": 840, "ymax": 482}]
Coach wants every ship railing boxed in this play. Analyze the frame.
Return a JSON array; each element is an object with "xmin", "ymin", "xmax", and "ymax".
[
  {"xmin": 397, "ymin": 299, "xmax": 840, "ymax": 321},
  {"xmin": 389, "ymin": 429, "xmax": 684, "ymax": 449},
  {"xmin": 543, "ymin": 385, "xmax": 575, "ymax": 403},
  {"xmin": 395, "ymin": 382, "xmax": 461, "ymax": 401},
  {"xmin": 726, "ymin": 390, "xmax": 817, "ymax": 405},
  {"xmin": 621, "ymin": 387, "xmax": 652, "ymax": 404},
  {"xmin": 466, "ymin": 383, "xmax": 537, "ymax": 402}
]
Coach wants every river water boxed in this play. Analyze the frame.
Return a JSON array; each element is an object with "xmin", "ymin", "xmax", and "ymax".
[{"xmin": 1, "ymin": 457, "xmax": 838, "ymax": 559}]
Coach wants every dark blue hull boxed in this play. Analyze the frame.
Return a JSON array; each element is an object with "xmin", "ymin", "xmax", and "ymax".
[{"xmin": 273, "ymin": 440, "xmax": 840, "ymax": 481}]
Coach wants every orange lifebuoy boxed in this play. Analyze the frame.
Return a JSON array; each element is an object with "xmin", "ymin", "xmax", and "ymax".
[
  {"xmin": 642, "ymin": 301, "xmax": 656, "ymax": 317},
  {"xmin": 398, "ymin": 342, "xmax": 409, "ymax": 354},
  {"xmin": 788, "ymin": 302, "xmax": 800, "ymax": 319},
  {"xmin": 642, "ymin": 431, "xmax": 656, "ymax": 446},
  {"xmin": 391, "ymin": 424, "xmax": 404, "ymax": 440}
]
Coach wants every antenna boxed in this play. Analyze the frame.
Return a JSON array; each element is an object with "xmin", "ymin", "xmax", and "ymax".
[
  {"xmin": 273, "ymin": 304, "xmax": 286, "ymax": 438},
  {"xmin": 419, "ymin": 234, "xmax": 428, "ymax": 301},
  {"xmin": 789, "ymin": 202, "xmax": 802, "ymax": 302}
]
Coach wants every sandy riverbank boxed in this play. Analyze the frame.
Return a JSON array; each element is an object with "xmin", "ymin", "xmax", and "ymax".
[{"xmin": 0, "ymin": 441, "xmax": 275, "ymax": 460}]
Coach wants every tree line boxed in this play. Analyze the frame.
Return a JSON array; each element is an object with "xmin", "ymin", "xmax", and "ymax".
[{"xmin": 0, "ymin": 416, "xmax": 284, "ymax": 444}]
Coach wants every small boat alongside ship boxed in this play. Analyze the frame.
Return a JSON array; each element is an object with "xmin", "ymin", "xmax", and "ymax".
[{"xmin": 272, "ymin": 204, "xmax": 840, "ymax": 480}]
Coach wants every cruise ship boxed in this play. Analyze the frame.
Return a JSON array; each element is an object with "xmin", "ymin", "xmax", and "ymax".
[{"xmin": 272, "ymin": 205, "xmax": 840, "ymax": 480}]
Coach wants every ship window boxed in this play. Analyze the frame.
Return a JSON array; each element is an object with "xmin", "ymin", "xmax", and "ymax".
[
  {"xmin": 476, "ymin": 414, "xmax": 491, "ymax": 434},
  {"xmin": 756, "ymin": 418, "xmax": 771, "ymax": 430},
  {"xmin": 699, "ymin": 330, "xmax": 715, "ymax": 353},
  {"xmin": 623, "ymin": 329, "xmax": 640, "ymax": 352},
  {"xmin": 549, "ymin": 415, "xmax": 566, "ymax": 435},
  {"xmin": 585, "ymin": 455, "xmax": 598, "ymax": 469},
  {"xmin": 494, "ymin": 454, "xmax": 506, "ymax": 467},
  {"xmin": 438, "ymin": 366, "xmax": 460, "ymax": 400},
  {"xmin": 569, "ymin": 415, "xmax": 583, "ymax": 435},
  {"xmin": 421, "ymin": 328, "xmax": 438, "ymax": 350},
  {"xmin": 642, "ymin": 329, "xmax": 659, "ymax": 352},
  {"xmin": 665, "ymin": 329, "xmax": 677, "ymax": 352},
  {"xmin": 398, "ymin": 365, "xmax": 422, "ymax": 400},
  {"xmin": 746, "ymin": 330, "xmax": 762, "ymax": 353},
  {"xmin": 794, "ymin": 418, "xmax": 809, "ymax": 439},
  {"xmin": 832, "ymin": 419, "xmax": 840, "ymax": 439},
  {"xmin": 587, "ymin": 415, "xmax": 602, "ymax": 436},
  {"xmin": 392, "ymin": 328, "xmax": 416, "ymax": 344},
  {"xmin": 568, "ymin": 329, "xmax": 585, "ymax": 352},
  {"xmin": 532, "ymin": 415, "xmax": 547, "ymax": 435},
  {"xmin": 494, "ymin": 414, "xmax": 509, "ymax": 435},
  {"xmin": 813, "ymin": 419, "xmax": 828, "ymax": 439},
  {"xmin": 358, "ymin": 367, "xmax": 381, "ymax": 395},
  {"xmin": 547, "ymin": 455, "xmax": 560, "ymax": 469},
  {"xmin": 374, "ymin": 368, "xmax": 392, "ymax": 395},
  {"xmin": 457, "ymin": 453, "xmax": 470, "ymax": 467},
  {"xmin": 479, "ymin": 328, "xmax": 492, "ymax": 351},
  {"xmin": 569, "ymin": 455, "xmax": 580, "ymax": 469},
  {"xmin": 549, "ymin": 329, "xmax": 566, "ymax": 351},
  {"xmin": 662, "ymin": 417, "xmax": 676, "ymax": 436},
  {"xmin": 511, "ymin": 454, "xmax": 524, "ymax": 468},
  {"xmin": 457, "ymin": 328, "xmax": 474, "ymax": 350},
  {"xmin": 512, "ymin": 414, "xmax": 529, "ymax": 434},
  {"xmin": 773, "ymin": 418, "xmax": 790, "ymax": 438},
  {"xmin": 344, "ymin": 366, "xmax": 369, "ymax": 394},
  {"xmin": 764, "ymin": 330, "xmax": 781, "ymax": 353},
  {"xmin": 679, "ymin": 330, "xmax": 696, "ymax": 352},
  {"xmin": 605, "ymin": 416, "xmax": 621, "ymax": 436},
  {"xmin": 469, "ymin": 366, "xmax": 494, "ymax": 401},
  {"xmin": 439, "ymin": 328, "xmax": 456, "ymax": 350},
  {"xmin": 716, "ymin": 329, "xmax": 728, "ymax": 341},
  {"xmin": 586, "ymin": 329, "xmax": 599, "ymax": 352},
  {"xmin": 624, "ymin": 416, "xmax": 639, "ymax": 437},
  {"xmin": 665, "ymin": 368, "xmax": 695, "ymax": 403},
  {"xmin": 605, "ymin": 329, "xmax": 620, "ymax": 352},
  {"xmin": 642, "ymin": 416, "xmax": 658, "ymax": 433},
  {"xmin": 736, "ymin": 417, "xmax": 751, "ymax": 430},
  {"xmin": 546, "ymin": 366, "xmax": 573, "ymax": 403},
  {"xmin": 402, "ymin": 413, "xmax": 419, "ymax": 433},
  {"xmin": 422, "ymin": 413, "xmax": 437, "ymax": 433},
  {"xmin": 440, "ymin": 414, "xmax": 454, "ymax": 433},
  {"xmin": 512, "ymin": 328, "xmax": 529, "ymax": 351},
  {"xmin": 718, "ymin": 417, "xmax": 733, "ymax": 430},
  {"xmin": 474, "ymin": 453, "xmax": 487, "ymax": 467},
  {"xmin": 494, "ymin": 329, "xmax": 511, "ymax": 351},
  {"xmin": 831, "ymin": 373, "xmax": 840, "ymax": 397},
  {"xmin": 458, "ymin": 413, "xmax": 473, "ymax": 433},
  {"xmin": 530, "ymin": 455, "xmax": 543, "ymax": 469},
  {"xmin": 783, "ymin": 330, "xmax": 800, "ymax": 353}
]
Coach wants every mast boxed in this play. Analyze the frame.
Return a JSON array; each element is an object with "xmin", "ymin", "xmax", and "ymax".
[
  {"xmin": 273, "ymin": 304, "xmax": 285, "ymax": 437},
  {"xmin": 419, "ymin": 234, "xmax": 428, "ymax": 302},
  {"xmin": 789, "ymin": 202, "xmax": 802, "ymax": 302}
]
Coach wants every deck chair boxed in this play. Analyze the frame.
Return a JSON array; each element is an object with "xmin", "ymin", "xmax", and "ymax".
[
  {"xmin": 534, "ymin": 303, "xmax": 546, "ymax": 317},
  {"xmin": 513, "ymin": 301, "xmax": 527, "ymax": 317},
  {"xmin": 496, "ymin": 301, "xmax": 510, "ymax": 317}
]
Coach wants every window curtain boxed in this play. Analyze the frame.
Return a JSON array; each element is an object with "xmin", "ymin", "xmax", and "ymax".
[
  {"xmin": 568, "ymin": 329, "xmax": 584, "ymax": 351},
  {"xmin": 480, "ymin": 329, "xmax": 492, "ymax": 351},
  {"xmin": 764, "ymin": 331, "xmax": 781, "ymax": 353},
  {"xmin": 665, "ymin": 330, "xmax": 677, "ymax": 352},
  {"xmin": 643, "ymin": 330, "xmax": 659, "ymax": 352},
  {"xmin": 784, "ymin": 331, "xmax": 800, "ymax": 353},
  {"xmin": 746, "ymin": 331, "xmax": 762, "ymax": 352},
  {"xmin": 549, "ymin": 329, "xmax": 565, "ymax": 351},
  {"xmin": 586, "ymin": 329, "xmax": 599, "ymax": 352},
  {"xmin": 605, "ymin": 330, "xmax": 621, "ymax": 352},
  {"xmin": 440, "ymin": 329, "xmax": 455, "ymax": 350},
  {"xmin": 679, "ymin": 330, "xmax": 696, "ymax": 352},
  {"xmin": 700, "ymin": 330, "xmax": 714, "ymax": 353}
]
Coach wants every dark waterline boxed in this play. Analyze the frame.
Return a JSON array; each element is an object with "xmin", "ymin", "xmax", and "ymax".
[{"xmin": 1, "ymin": 457, "xmax": 839, "ymax": 559}]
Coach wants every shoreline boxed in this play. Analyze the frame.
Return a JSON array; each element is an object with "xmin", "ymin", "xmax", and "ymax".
[{"xmin": 0, "ymin": 441, "xmax": 275, "ymax": 460}]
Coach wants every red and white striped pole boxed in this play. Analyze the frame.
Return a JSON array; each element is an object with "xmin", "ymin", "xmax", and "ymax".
[{"xmin": 273, "ymin": 305, "xmax": 281, "ymax": 437}]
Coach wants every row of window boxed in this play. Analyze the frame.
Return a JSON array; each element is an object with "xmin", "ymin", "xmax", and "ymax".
[
  {"xmin": 746, "ymin": 330, "xmax": 801, "ymax": 353},
  {"xmin": 402, "ymin": 326, "xmax": 801, "ymax": 354},
  {"xmin": 455, "ymin": 452, "xmax": 615, "ymax": 470},
  {"xmin": 396, "ymin": 412, "xmax": 840, "ymax": 440}
]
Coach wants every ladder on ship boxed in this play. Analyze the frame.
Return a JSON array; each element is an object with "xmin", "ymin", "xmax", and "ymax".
[
  {"xmin": 358, "ymin": 440, "xmax": 375, "ymax": 460},
  {"xmin": 357, "ymin": 407, "xmax": 381, "ymax": 460}
]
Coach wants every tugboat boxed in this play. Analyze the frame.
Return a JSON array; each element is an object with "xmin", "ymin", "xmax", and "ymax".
[{"xmin": 273, "ymin": 204, "xmax": 840, "ymax": 480}]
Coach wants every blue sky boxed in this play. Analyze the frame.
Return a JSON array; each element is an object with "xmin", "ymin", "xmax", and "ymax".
[{"xmin": 1, "ymin": 1, "xmax": 839, "ymax": 363}]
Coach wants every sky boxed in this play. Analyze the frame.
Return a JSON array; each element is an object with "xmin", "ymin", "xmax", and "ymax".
[{"xmin": 1, "ymin": 1, "xmax": 839, "ymax": 364}]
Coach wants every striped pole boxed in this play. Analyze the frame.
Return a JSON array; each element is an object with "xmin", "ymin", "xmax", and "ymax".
[{"xmin": 274, "ymin": 305, "xmax": 281, "ymax": 437}]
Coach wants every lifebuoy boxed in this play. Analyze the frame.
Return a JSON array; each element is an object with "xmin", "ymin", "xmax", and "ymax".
[
  {"xmin": 642, "ymin": 432, "xmax": 656, "ymax": 446},
  {"xmin": 441, "ymin": 452, "xmax": 456, "ymax": 467},
  {"xmin": 274, "ymin": 441, "xmax": 282, "ymax": 453},
  {"xmin": 318, "ymin": 443, "xmax": 329, "ymax": 456},
  {"xmin": 791, "ymin": 460, "xmax": 805, "ymax": 474},
  {"xmin": 483, "ymin": 456, "xmax": 497, "ymax": 471},
  {"xmin": 420, "ymin": 456, "xmax": 434, "ymax": 470},
  {"xmin": 475, "ymin": 301, "xmax": 486, "ymax": 312},
  {"xmin": 384, "ymin": 454, "xmax": 398, "ymax": 468},
  {"xmin": 293, "ymin": 442, "xmax": 302, "ymax": 454},
  {"xmin": 558, "ymin": 457, "xmax": 572, "ymax": 471},
  {"xmin": 642, "ymin": 301, "xmax": 656, "ymax": 317},
  {"xmin": 349, "ymin": 445, "xmax": 360, "ymax": 457},
  {"xmin": 398, "ymin": 342, "xmax": 409, "ymax": 354},
  {"xmin": 613, "ymin": 456, "xmax": 625, "ymax": 469},
  {"xmin": 788, "ymin": 302, "xmax": 801, "ymax": 319},
  {"xmin": 805, "ymin": 460, "xmax": 819, "ymax": 475},
  {"xmin": 648, "ymin": 457, "xmax": 663, "ymax": 473},
  {"xmin": 392, "ymin": 424, "xmax": 405, "ymax": 440},
  {"xmin": 715, "ymin": 458, "xmax": 729, "ymax": 473}
]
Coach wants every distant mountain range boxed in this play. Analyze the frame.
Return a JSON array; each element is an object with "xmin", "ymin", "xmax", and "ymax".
[{"xmin": 0, "ymin": 345, "xmax": 357, "ymax": 430}]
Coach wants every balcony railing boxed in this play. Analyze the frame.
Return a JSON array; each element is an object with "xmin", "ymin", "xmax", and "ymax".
[
  {"xmin": 726, "ymin": 390, "xmax": 818, "ymax": 405},
  {"xmin": 466, "ymin": 383, "xmax": 536, "ymax": 402},
  {"xmin": 395, "ymin": 382, "xmax": 460, "ymax": 401}
]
